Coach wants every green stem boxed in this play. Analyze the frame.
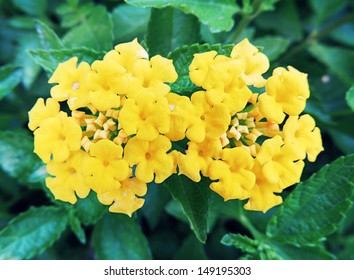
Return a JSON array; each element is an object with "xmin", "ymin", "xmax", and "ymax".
[
  {"xmin": 279, "ymin": 11, "xmax": 354, "ymax": 62},
  {"xmin": 236, "ymin": 203, "xmax": 264, "ymax": 240}
]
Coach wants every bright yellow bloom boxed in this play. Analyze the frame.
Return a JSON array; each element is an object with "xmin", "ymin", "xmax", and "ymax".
[
  {"xmin": 83, "ymin": 139, "xmax": 130, "ymax": 193},
  {"xmin": 34, "ymin": 112, "xmax": 82, "ymax": 163},
  {"xmin": 28, "ymin": 98, "xmax": 60, "ymax": 131},
  {"xmin": 46, "ymin": 150, "xmax": 90, "ymax": 204},
  {"xmin": 165, "ymin": 92, "xmax": 195, "ymax": 141},
  {"xmin": 177, "ymin": 139, "xmax": 222, "ymax": 182},
  {"xmin": 189, "ymin": 51, "xmax": 218, "ymax": 86},
  {"xmin": 283, "ymin": 114, "xmax": 323, "ymax": 162},
  {"xmin": 230, "ymin": 38, "xmax": 269, "ymax": 87},
  {"xmin": 124, "ymin": 135, "xmax": 175, "ymax": 183},
  {"xmin": 119, "ymin": 92, "xmax": 170, "ymax": 141},
  {"xmin": 186, "ymin": 91, "xmax": 230, "ymax": 143},
  {"xmin": 208, "ymin": 147, "xmax": 256, "ymax": 200},
  {"xmin": 97, "ymin": 178, "xmax": 147, "ymax": 217},
  {"xmin": 48, "ymin": 57, "xmax": 91, "ymax": 109},
  {"xmin": 259, "ymin": 66, "xmax": 310, "ymax": 123}
]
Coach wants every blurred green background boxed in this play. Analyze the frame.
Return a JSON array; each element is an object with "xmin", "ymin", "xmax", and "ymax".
[{"xmin": 0, "ymin": 0, "xmax": 354, "ymax": 260}]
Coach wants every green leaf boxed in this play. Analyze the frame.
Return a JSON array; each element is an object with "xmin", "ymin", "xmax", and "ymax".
[
  {"xmin": 92, "ymin": 214, "xmax": 151, "ymax": 260},
  {"xmin": 165, "ymin": 199, "xmax": 189, "ymax": 223},
  {"xmin": 346, "ymin": 86, "xmax": 354, "ymax": 111},
  {"xmin": 0, "ymin": 130, "xmax": 46, "ymax": 186},
  {"xmin": 258, "ymin": 0, "xmax": 280, "ymax": 12},
  {"xmin": 56, "ymin": 2, "xmax": 94, "ymax": 28},
  {"xmin": 35, "ymin": 20, "xmax": 64, "ymax": 50},
  {"xmin": 125, "ymin": 0, "xmax": 239, "ymax": 33},
  {"xmin": 310, "ymin": 0, "xmax": 349, "ymax": 25},
  {"xmin": 147, "ymin": 7, "xmax": 200, "ymax": 56},
  {"xmin": 221, "ymin": 233, "xmax": 259, "ymax": 253},
  {"xmin": 163, "ymin": 175, "xmax": 210, "ymax": 243},
  {"xmin": 330, "ymin": 22, "xmax": 354, "ymax": 47},
  {"xmin": 308, "ymin": 43, "xmax": 354, "ymax": 85},
  {"xmin": 267, "ymin": 155, "xmax": 354, "ymax": 246},
  {"xmin": 253, "ymin": 36, "xmax": 290, "ymax": 62},
  {"xmin": 111, "ymin": 4, "xmax": 150, "ymax": 43},
  {"xmin": 174, "ymin": 234, "xmax": 208, "ymax": 259},
  {"xmin": 168, "ymin": 43, "xmax": 233, "ymax": 95},
  {"xmin": 0, "ymin": 206, "xmax": 68, "ymax": 259},
  {"xmin": 0, "ymin": 65, "xmax": 22, "ymax": 100},
  {"xmin": 69, "ymin": 212, "xmax": 86, "ymax": 244},
  {"xmin": 73, "ymin": 192, "xmax": 107, "ymax": 226},
  {"xmin": 29, "ymin": 48, "xmax": 105, "ymax": 74},
  {"xmin": 62, "ymin": 5, "xmax": 113, "ymax": 51},
  {"xmin": 12, "ymin": 0, "xmax": 47, "ymax": 16}
]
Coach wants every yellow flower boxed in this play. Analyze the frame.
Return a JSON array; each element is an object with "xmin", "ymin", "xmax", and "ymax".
[
  {"xmin": 46, "ymin": 150, "xmax": 90, "ymax": 204},
  {"xmin": 119, "ymin": 92, "xmax": 170, "ymax": 141},
  {"xmin": 48, "ymin": 57, "xmax": 91, "ymax": 109},
  {"xmin": 230, "ymin": 38, "xmax": 269, "ymax": 87},
  {"xmin": 208, "ymin": 147, "xmax": 256, "ymax": 200},
  {"xmin": 165, "ymin": 92, "xmax": 195, "ymax": 141},
  {"xmin": 86, "ymin": 58, "xmax": 128, "ymax": 111},
  {"xmin": 124, "ymin": 135, "xmax": 175, "ymax": 183},
  {"xmin": 186, "ymin": 90, "xmax": 230, "ymax": 143},
  {"xmin": 28, "ymin": 98, "xmax": 60, "ymax": 131},
  {"xmin": 259, "ymin": 66, "xmax": 310, "ymax": 123},
  {"xmin": 34, "ymin": 112, "xmax": 82, "ymax": 163},
  {"xmin": 189, "ymin": 51, "xmax": 218, "ymax": 86},
  {"xmin": 97, "ymin": 178, "xmax": 147, "ymax": 217},
  {"xmin": 177, "ymin": 139, "xmax": 222, "ymax": 182},
  {"xmin": 244, "ymin": 135, "xmax": 304, "ymax": 212},
  {"xmin": 83, "ymin": 139, "xmax": 130, "ymax": 193},
  {"xmin": 283, "ymin": 114, "xmax": 323, "ymax": 162}
]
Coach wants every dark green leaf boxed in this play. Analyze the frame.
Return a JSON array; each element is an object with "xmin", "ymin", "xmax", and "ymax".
[
  {"xmin": 253, "ymin": 36, "xmax": 290, "ymax": 62},
  {"xmin": 0, "ymin": 65, "xmax": 22, "ymax": 100},
  {"xmin": 330, "ymin": 22, "xmax": 354, "ymax": 47},
  {"xmin": 147, "ymin": 7, "xmax": 200, "ymax": 56},
  {"xmin": 168, "ymin": 43, "xmax": 233, "ymax": 95},
  {"xmin": 310, "ymin": 0, "xmax": 349, "ymax": 25},
  {"xmin": 125, "ymin": 0, "xmax": 239, "ymax": 33},
  {"xmin": 62, "ymin": 5, "xmax": 113, "ymax": 51},
  {"xmin": 163, "ymin": 175, "xmax": 210, "ymax": 243},
  {"xmin": 112, "ymin": 4, "xmax": 150, "ymax": 43},
  {"xmin": 35, "ymin": 20, "xmax": 64, "ymax": 50},
  {"xmin": 267, "ymin": 155, "xmax": 354, "ymax": 246},
  {"xmin": 0, "ymin": 130, "xmax": 46, "ymax": 186},
  {"xmin": 69, "ymin": 212, "xmax": 86, "ymax": 244},
  {"xmin": 73, "ymin": 192, "xmax": 107, "ymax": 226},
  {"xmin": 92, "ymin": 214, "xmax": 151, "ymax": 260},
  {"xmin": 12, "ymin": 0, "xmax": 47, "ymax": 16},
  {"xmin": 308, "ymin": 43, "xmax": 354, "ymax": 85},
  {"xmin": 0, "ymin": 206, "xmax": 68, "ymax": 259},
  {"xmin": 56, "ymin": 2, "xmax": 94, "ymax": 28},
  {"xmin": 174, "ymin": 234, "xmax": 208, "ymax": 259},
  {"xmin": 29, "ymin": 48, "xmax": 105, "ymax": 74},
  {"xmin": 346, "ymin": 86, "xmax": 354, "ymax": 111},
  {"xmin": 221, "ymin": 233, "xmax": 259, "ymax": 253},
  {"xmin": 165, "ymin": 199, "xmax": 189, "ymax": 223}
]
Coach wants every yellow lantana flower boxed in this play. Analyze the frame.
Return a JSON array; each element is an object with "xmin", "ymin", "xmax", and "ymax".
[
  {"xmin": 283, "ymin": 114, "xmax": 324, "ymax": 162},
  {"xmin": 189, "ymin": 51, "xmax": 218, "ymax": 86},
  {"xmin": 119, "ymin": 92, "xmax": 170, "ymax": 141},
  {"xmin": 83, "ymin": 139, "xmax": 130, "ymax": 194},
  {"xmin": 124, "ymin": 135, "xmax": 175, "ymax": 183},
  {"xmin": 208, "ymin": 147, "xmax": 256, "ymax": 200},
  {"xmin": 186, "ymin": 90, "xmax": 230, "ymax": 143},
  {"xmin": 28, "ymin": 98, "xmax": 60, "ymax": 131},
  {"xmin": 230, "ymin": 38, "xmax": 269, "ymax": 87},
  {"xmin": 34, "ymin": 112, "xmax": 82, "ymax": 163},
  {"xmin": 97, "ymin": 178, "xmax": 147, "ymax": 217},
  {"xmin": 46, "ymin": 150, "xmax": 90, "ymax": 204},
  {"xmin": 177, "ymin": 139, "xmax": 222, "ymax": 182}
]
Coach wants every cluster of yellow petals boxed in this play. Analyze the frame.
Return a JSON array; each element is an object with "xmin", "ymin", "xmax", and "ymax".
[{"xmin": 28, "ymin": 38, "xmax": 323, "ymax": 216}]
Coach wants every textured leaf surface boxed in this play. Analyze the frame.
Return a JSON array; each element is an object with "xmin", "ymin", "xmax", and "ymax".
[
  {"xmin": 29, "ymin": 48, "xmax": 105, "ymax": 74},
  {"xmin": 92, "ymin": 214, "xmax": 151, "ymax": 260},
  {"xmin": 0, "ymin": 206, "xmax": 68, "ymax": 259},
  {"xmin": 163, "ymin": 175, "xmax": 210, "ymax": 243},
  {"xmin": 267, "ymin": 155, "xmax": 354, "ymax": 246},
  {"xmin": 221, "ymin": 233, "xmax": 258, "ymax": 253},
  {"xmin": 0, "ymin": 65, "xmax": 22, "ymax": 100},
  {"xmin": 125, "ymin": 0, "xmax": 239, "ymax": 32}
]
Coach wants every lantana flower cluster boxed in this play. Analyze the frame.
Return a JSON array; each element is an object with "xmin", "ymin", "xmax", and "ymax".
[{"xmin": 28, "ymin": 39, "xmax": 323, "ymax": 216}]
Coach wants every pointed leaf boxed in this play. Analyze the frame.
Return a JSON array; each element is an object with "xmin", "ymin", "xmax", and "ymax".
[
  {"xmin": 267, "ymin": 155, "xmax": 354, "ymax": 246},
  {"xmin": 35, "ymin": 20, "xmax": 64, "ymax": 50},
  {"xmin": 0, "ymin": 206, "xmax": 68, "ymax": 259},
  {"xmin": 0, "ymin": 65, "xmax": 22, "ymax": 100},
  {"xmin": 92, "ymin": 214, "xmax": 151, "ymax": 260},
  {"xmin": 125, "ymin": 0, "xmax": 239, "ymax": 33},
  {"xmin": 69, "ymin": 212, "xmax": 86, "ymax": 244}
]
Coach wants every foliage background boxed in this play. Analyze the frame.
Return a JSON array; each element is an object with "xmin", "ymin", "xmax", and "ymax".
[{"xmin": 0, "ymin": 0, "xmax": 354, "ymax": 260}]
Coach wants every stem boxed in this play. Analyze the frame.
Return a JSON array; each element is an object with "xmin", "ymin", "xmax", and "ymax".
[
  {"xmin": 236, "ymin": 202, "xmax": 264, "ymax": 240},
  {"xmin": 279, "ymin": 11, "xmax": 354, "ymax": 62}
]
